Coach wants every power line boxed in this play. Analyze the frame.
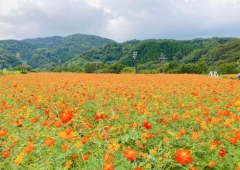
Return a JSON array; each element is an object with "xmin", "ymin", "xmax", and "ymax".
[
  {"xmin": 159, "ymin": 53, "xmax": 168, "ymax": 74},
  {"xmin": 93, "ymin": 61, "xmax": 99, "ymax": 74},
  {"xmin": 133, "ymin": 52, "xmax": 137, "ymax": 74}
]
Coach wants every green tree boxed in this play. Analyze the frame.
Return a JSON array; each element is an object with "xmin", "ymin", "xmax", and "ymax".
[
  {"xmin": 196, "ymin": 61, "xmax": 208, "ymax": 74},
  {"xmin": 67, "ymin": 64, "xmax": 82, "ymax": 72},
  {"xmin": 84, "ymin": 63, "xmax": 96, "ymax": 73},
  {"xmin": 104, "ymin": 63, "xmax": 126, "ymax": 73},
  {"xmin": 120, "ymin": 67, "xmax": 134, "ymax": 74},
  {"xmin": 178, "ymin": 64, "xmax": 198, "ymax": 74},
  {"xmin": 218, "ymin": 63, "xmax": 238, "ymax": 74}
]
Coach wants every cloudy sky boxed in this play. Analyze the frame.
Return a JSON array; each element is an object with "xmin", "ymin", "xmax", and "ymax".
[{"xmin": 0, "ymin": 0, "xmax": 240, "ymax": 42}]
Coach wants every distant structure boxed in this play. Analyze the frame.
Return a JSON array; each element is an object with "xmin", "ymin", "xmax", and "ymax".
[
  {"xmin": 209, "ymin": 71, "xmax": 218, "ymax": 77},
  {"xmin": 93, "ymin": 61, "xmax": 99, "ymax": 74},
  {"xmin": 159, "ymin": 53, "xmax": 168, "ymax": 74},
  {"xmin": 133, "ymin": 52, "xmax": 137, "ymax": 74},
  {"xmin": 237, "ymin": 73, "xmax": 240, "ymax": 80}
]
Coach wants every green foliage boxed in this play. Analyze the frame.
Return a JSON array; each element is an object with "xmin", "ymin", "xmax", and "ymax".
[
  {"xmin": 66, "ymin": 64, "xmax": 83, "ymax": 72},
  {"xmin": 139, "ymin": 69, "xmax": 159, "ymax": 74},
  {"xmin": 0, "ymin": 35, "xmax": 240, "ymax": 74},
  {"xmin": 70, "ymin": 42, "xmax": 136, "ymax": 64},
  {"xmin": 179, "ymin": 37, "xmax": 238, "ymax": 47},
  {"xmin": 178, "ymin": 63, "xmax": 199, "ymax": 74},
  {"xmin": 103, "ymin": 63, "xmax": 126, "ymax": 73},
  {"xmin": 166, "ymin": 61, "xmax": 208, "ymax": 74},
  {"xmin": 49, "ymin": 65, "xmax": 63, "ymax": 72},
  {"xmin": 20, "ymin": 70, "xmax": 28, "ymax": 74},
  {"xmin": 0, "ymin": 48, "xmax": 22, "ymax": 69},
  {"xmin": 120, "ymin": 67, "xmax": 134, "ymax": 74},
  {"xmin": 0, "ymin": 34, "xmax": 114, "ymax": 69},
  {"xmin": 183, "ymin": 40, "xmax": 240, "ymax": 64},
  {"xmin": 218, "ymin": 63, "xmax": 239, "ymax": 74},
  {"xmin": 84, "ymin": 62, "xmax": 98, "ymax": 73},
  {"xmin": 14, "ymin": 65, "xmax": 32, "ymax": 72},
  {"xmin": 0, "ymin": 70, "xmax": 21, "ymax": 75}
]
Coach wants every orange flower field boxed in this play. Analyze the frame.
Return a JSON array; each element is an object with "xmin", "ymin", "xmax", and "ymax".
[{"xmin": 0, "ymin": 73, "xmax": 240, "ymax": 169}]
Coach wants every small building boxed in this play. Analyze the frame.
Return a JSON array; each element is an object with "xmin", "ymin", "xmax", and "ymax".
[{"xmin": 237, "ymin": 73, "xmax": 240, "ymax": 80}]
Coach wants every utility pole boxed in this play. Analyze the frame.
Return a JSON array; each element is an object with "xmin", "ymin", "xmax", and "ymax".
[
  {"xmin": 0, "ymin": 64, "xmax": 2, "ymax": 76},
  {"xmin": 47, "ymin": 64, "xmax": 51, "ymax": 73},
  {"xmin": 93, "ymin": 61, "xmax": 99, "ymax": 74},
  {"xmin": 22, "ymin": 61, "xmax": 28, "ymax": 72},
  {"xmin": 159, "ymin": 53, "xmax": 167, "ymax": 74},
  {"xmin": 58, "ymin": 59, "xmax": 61, "ymax": 72},
  {"xmin": 133, "ymin": 52, "xmax": 137, "ymax": 74}
]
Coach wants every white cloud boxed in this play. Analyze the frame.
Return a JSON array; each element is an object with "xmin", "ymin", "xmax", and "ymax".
[
  {"xmin": 0, "ymin": 0, "xmax": 240, "ymax": 42},
  {"xmin": 82, "ymin": 0, "xmax": 102, "ymax": 8}
]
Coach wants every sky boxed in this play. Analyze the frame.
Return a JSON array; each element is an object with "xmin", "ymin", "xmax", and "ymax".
[{"xmin": 0, "ymin": 0, "xmax": 240, "ymax": 42}]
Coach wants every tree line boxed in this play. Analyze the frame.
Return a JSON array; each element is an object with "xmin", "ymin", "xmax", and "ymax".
[{"xmin": 0, "ymin": 34, "xmax": 239, "ymax": 74}]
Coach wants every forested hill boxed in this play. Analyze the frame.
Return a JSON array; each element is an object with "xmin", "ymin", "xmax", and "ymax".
[
  {"xmin": 178, "ymin": 37, "xmax": 239, "ymax": 47},
  {"xmin": 182, "ymin": 39, "xmax": 240, "ymax": 63},
  {"xmin": 22, "ymin": 34, "xmax": 115, "ymax": 52},
  {"xmin": 68, "ymin": 37, "xmax": 239, "ymax": 66},
  {"xmin": 0, "ymin": 34, "xmax": 115, "ymax": 69},
  {"xmin": 0, "ymin": 35, "xmax": 239, "ymax": 73}
]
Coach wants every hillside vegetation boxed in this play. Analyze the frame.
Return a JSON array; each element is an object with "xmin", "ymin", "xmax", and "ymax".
[
  {"xmin": 0, "ymin": 35, "xmax": 239, "ymax": 74},
  {"xmin": 0, "ymin": 34, "xmax": 114, "ymax": 69}
]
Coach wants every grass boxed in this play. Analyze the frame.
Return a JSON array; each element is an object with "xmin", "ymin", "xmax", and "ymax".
[{"xmin": 0, "ymin": 70, "xmax": 21, "ymax": 75}]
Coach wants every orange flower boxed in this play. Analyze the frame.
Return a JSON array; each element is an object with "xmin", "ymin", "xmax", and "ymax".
[
  {"xmin": 209, "ymin": 161, "xmax": 216, "ymax": 168},
  {"xmin": 54, "ymin": 121, "xmax": 63, "ymax": 128},
  {"xmin": 74, "ymin": 141, "xmax": 83, "ymax": 148},
  {"xmin": 0, "ymin": 129, "xmax": 8, "ymax": 137},
  {"xmin": 131, "ymin": 122, "xmax": 139, "ymax": 128},
  {"xmin": 25, "ymin": 144, "xmax": 36, "ymax": 153},
  {"xmin": 191, "ymin": 132, "xmax": 199, "ymax": 140},
  {"xmin": 123, "ymin": 148, "xmax": 137, "ymax": 162},
  {"xmin": 103, "ymin": 163, "xmax": 114, "ymax": 170},
  {"xmin": 65, "ymin": 160, "xmax": 73, "ymax": 169},
  {"xmin": 175, "ymin": 148, "xmax": 193, "ymax": 165},
  {"xmin": 58, "ymin": 128, "xmax": 79, "ymax": 140},
  {"xmin": 141, "ymin": 132, "xmax": 155, "ymax": 139},
  {"xmin": 44, "ymin": 137, "xmax": 54, "ymax": 147},
  {"xmin": 176, "ymin": 128, "xmax": 186, "ymax": 139},
  {"xmin": 98, "ymin": 131, "xmax": 109, "ymax": 141},
  {"xmin": 15, "ymin": 151, "xmax": 26, "ymax": 165},
  {"xmin": 95, "ymin": 112, "xmax": 104, "ymax": 120},
  {"xmin": 59, "ymin": 109, "xmax": 73, "ymax": 124},
  {"xmin": 35, "ymin": 132, "xmax": 40, "ymax": 137},
  {"xmin": 81, "ymin": 137, "xmax": 88, "ymax": 144},
  {"xmin": 212, "ymin": 140, "xmax": 221, "ymax": 146},
  {"xmin": 61, "ymin": 142, "xmax": 69, "ymax": 152},
  {"xmin": 2, "ymin": 150, "xmax": 10, "ymax": 158},
  {"xmin": 82, "ymin": 153, "xmax": 90, "ymax": 161},
  {"xmin": 143, "ymin": 120, "xmax": 152, "ymax": 130},
  {"xmin": 190, "ymin": 166, "xmax": 197, "ymax": 170},
  {"xmin": 31, "ymin": 117, "xmax": 38, "ymax": 124},
  {"xmin": 44, "ymin": 108, "xmax": 50, "ymax": 115},
  {"xmin": 134, "ymin": 168, "xmax": 143, "ymax": 170},
  {"xmin": 72, "ymin": 154, "xmax": 79, "ymax": 159},
  {"xmin": 103, "ymin": 153, "xmax": 113, "ymax": 163},
  {"xmin": 107, "ymin": 142, "xmax": 120, "ymax": 152},
  {"xmin": 219, "ymin": 149, "xmax": 226, "ymax": 157},
  {"xmin": 59, "ymin": 103, "xmax": 66, "ymax": 110},
  {"xmin": 104, "ymin": 124, "xmax": 110, "ymax": 131},
  {"xmin": 163, "ymin": 137, "xmax": 169, "ymax": 143}
]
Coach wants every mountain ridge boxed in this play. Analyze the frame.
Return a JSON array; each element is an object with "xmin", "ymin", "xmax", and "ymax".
[{"xmin": 0, "ymin": 34, "xmax": 239, "ymax": 74}]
